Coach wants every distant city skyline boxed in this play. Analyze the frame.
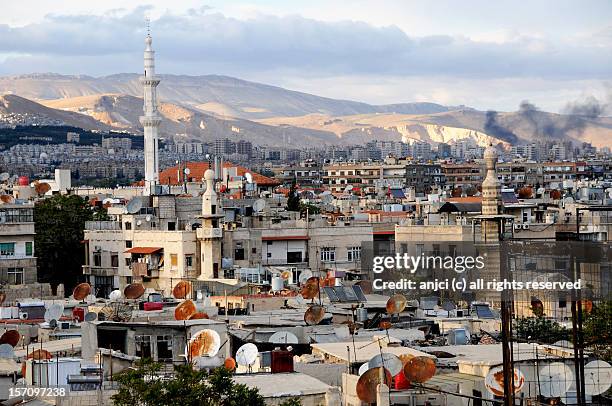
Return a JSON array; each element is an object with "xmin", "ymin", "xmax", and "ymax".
[{"xmin": 0, "ymin": 1, "xmax": 611, "ymax": 113}]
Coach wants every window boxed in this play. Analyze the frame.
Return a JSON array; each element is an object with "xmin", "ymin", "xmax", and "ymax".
[
  {"xmin": 347, "ymin": 246, "xmax": 361, "ymax": 262},
  {"xmin": 252, "ymin": 247, "xmax": 257, "ymax": 254},
  {"xmin": 170, "ymin": 254, "xmax": 178, "ymax": 268},
  {"xmin": 125, "ymin": 240, "xmax": 132, "ymax": 248},
  {"xmin": 185, "ymin": 255, "xmax": 194, "ymax": 268},
  {"xmin": 156, "ymin": 335, "xmax": 173, "ymax": 361},
  {"xmin": 125, "ymin": 258, "xmax": 131, "ymax": 267},
  {"xmin": 167, "ymin": 222, "xmax": 176, "ymax": 231},
  {"xmin": 93, "ymin": 252, "xmax": 102, "ymax": 267},
  {"xmin": 100, "ymin": 250, "xmax": 115, "ymax": 268},
  {"xmin": 25, "ymin": 242, "xmax": 33, "ymax": 256},
  {"xmin": 320, "ymin": 247, "xmax": 336, "ymax": 262},
  {"xmin": 287, "ymin": 251, "xmax": 303, "ymax": 263},
  {"xmin": 234, "ymin": 248, "xmax": 245, "ymax": 261},
  {"xmin": 125, "ymin": 222, "xmax": 132, "ymax": 230},
  {"xmin": 0, "ymin": 243, "xmax": 15, "ymax": 256},
  {"xmin": 135, "ymin": 335, "xmax": 152, "ymax": 359},
  {"xmin": 7, "ymin": 268, "xmax": 23, "ymax": 284}
]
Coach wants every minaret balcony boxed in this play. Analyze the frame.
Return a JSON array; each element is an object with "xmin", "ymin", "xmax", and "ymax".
[
  {"xmin": 197, "ymin": 227, "xmax": 222, "ymax": 239},
  {"xmin": 139, "ymin": 116, "xmax": 162, "ymax": 126},
  {"xmin": 139, "ymin": 77, "xmax": 160, "ymax": 86}
]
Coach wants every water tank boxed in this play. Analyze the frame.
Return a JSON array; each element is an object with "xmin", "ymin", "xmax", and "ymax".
[
  {"xmin": 271, "ymin": 276, "xmax": 284, "ymax": 292},
  {"xmin": 356, "ymin": 307, "xmax": 368, "ymax": 322},
  {"xmin": 18, "ymin": 176, "xmax": 29, "ymax": 186}
]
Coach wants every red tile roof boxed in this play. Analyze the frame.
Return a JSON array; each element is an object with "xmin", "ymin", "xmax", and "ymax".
[
  {"xmin": 125, "ymin": 247, "xmax": 163, "ymax": 254},
  {"xmin": 159, "ymin": 162, "xmax": 279, "ymax": 187}
]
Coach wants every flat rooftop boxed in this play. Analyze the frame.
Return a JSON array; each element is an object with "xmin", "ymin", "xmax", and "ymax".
[
  {"xmin": 311, "ymin": 339, "xmax": 434, "ymax": 364},
  {"xmin": 233, "ymin": 372, "xmax": 330, "ymax": 398}
]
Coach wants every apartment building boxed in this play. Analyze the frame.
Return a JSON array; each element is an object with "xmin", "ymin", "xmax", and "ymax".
[{"xmin": 0, "ymin": 203, "xmax": 37, "ymax": 285}]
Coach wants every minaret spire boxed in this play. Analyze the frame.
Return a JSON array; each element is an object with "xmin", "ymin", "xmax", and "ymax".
[{"xmin": 140, "ymin": 23, "xmax": 161, "ymax": 196}]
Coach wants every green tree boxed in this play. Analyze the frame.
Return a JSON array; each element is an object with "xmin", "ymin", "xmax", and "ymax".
[
  {"xmin": 286, "ymin": 182, "xmax": 301, "ymax": 212},
  {"xmin": 514, "ymin": 316, "xmax": 569, "ymax": 344},
  {"xmin": 34, "ymin": 194, "xmax": 108, "ymax": 293},
  {"xmin": 583, "ymin": 301, "xmax": 612, "ymax": 361},
  {"xmin": 112, "ymin": 360, "xmax": 266, "ymax": 406}
]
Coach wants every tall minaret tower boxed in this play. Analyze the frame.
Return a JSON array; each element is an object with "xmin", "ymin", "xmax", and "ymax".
[
  {"xmin": 140, "ymin": 28, "xmax": 161, "ymax": 196},
  {"xmin": 481, "ymin": 143, "xmax": 502, "ymax": 242},
  {"xmin": 197, "ymin": 169, "xmax": 223, "ymax": 280}
]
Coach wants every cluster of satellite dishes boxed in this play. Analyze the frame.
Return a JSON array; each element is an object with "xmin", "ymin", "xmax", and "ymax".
[
  {"xmin": 173, "ymin": 281, "xmax": 209, "ymax": 321},
  {"xmin": 0, "ymin": 329, "xmax": 21, "ymax": 360},
  {"xmin": 356, "ymin": 351, "xmax": 436, "ymax": 403}
]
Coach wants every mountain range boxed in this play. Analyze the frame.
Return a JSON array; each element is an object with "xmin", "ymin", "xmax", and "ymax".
[{"xmin": 0, "ymin": 73, "xmax": 610, "ymax": 149}]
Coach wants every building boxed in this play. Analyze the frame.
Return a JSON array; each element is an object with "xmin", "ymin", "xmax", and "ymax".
[
  {"xmin": 0, "ymin": 202, "xmax": 37, "ymax": 286},
  {"xmin": 140, "ymin": 32, "xmax": 161, "ymax": 196}
]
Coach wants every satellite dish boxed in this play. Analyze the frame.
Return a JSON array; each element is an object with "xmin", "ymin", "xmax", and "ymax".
[
  {"xmin": 0, "ymin": 292, "xmax": 6, "ymax": 305},
  {"xmin": 0, "ymin": 195, "xmax": 14, "ymax": 204},
  {"xmin": 298, "ymin": 270, "xmax": 313, "ymax": 284},
  {"xmin": 84, "ymin": 312, "xmax": 98, "ymax": 322},
  {"xmin": 27, "ymin": 349, "xmax": 52, "ymax": 360},
  {"xmin": 304, "ymin": 305, "xmax": 326, "ymax": 326},
  {"xmin": 300, "ymin": 277, "xmax": 320, "ymax": 300},
  {"xmin": 126, "ymin": 198, "xmax": 143, "ymax": 214},
  {"xmin": 386, "ymin": 294, "xmax": 407, "ymax": 314},
  {"xmin": 85, "ymin": 294, "xmax": 97, "ymax": 303},
  {"xmin": 485, "ymin": 365, "xmax": 525, "ymax": 397},
  {"xmin": 146, "ymin": 215, "xmax": 152, "ymax": 222},
  {"xmin": 73, "ymin": 283, "xmax": 91, "ymax": 301},
  {"xmin": 99, "ymin": 303, "xmax": 133, "ymax": 322},
  {"xmin": 368, "ymin": 353, "xmax": 403, "ymax": 377},
  {"xmin": 49, "ymin": 319, "xmax": 58, "ymax": 329},
  {"xmin": 175, "ymin": 299, "xmax": 197, "ymax": 320},
  {"xmin": 358, "ymin": 362, "xmax": 370, "ymax": 376},
  {"xmin": 403, "ymin": 356, "xmax": 436, "ymax": 383},
  {"xmin": 34, "ymin": 182, "xmax": 51, "ymax": 195},
  {"xmin": 0, "ymin": 330, "xmax": 20, "ymax": 347},
  {"xmin": 109, "ymin": 289, "xmax": 123, "ymax": 301},
  {"xmin": 235, "ymin": 343, "xmax": 258, "ymax": 367},
  {"xmin": 583, "ymin": 360, "xmax": 612, "ymax": 396},
  {"xmin": 124, "ymin": 283, "xmax": 145, "ymax": 299},
  {"xmin": 136, "ymin": 220, "xmax": 143, "ymax": 226},
  {"xmin": 280, "ymin": 271, "xmax": 291, "ymax": 280},
  {"xmin": 356, "ymin": 367, "xmax": 392, "ymax": 403},
  {"xmin": 253, "ymin": 199, "xmax": 266, "ymax": 213},
  {"xmin": 268, "ymin": 331, "xmax": 298, "ymax": 345},
  {"xmin": 184, "ymin": 167, "xmax": 191, "ymax": 175},
  {"xmin": 244, "ymin": 172, "xmax": 253, "ymax": 183},
  {"xmin": 0, "ymin": 173, "xmax": 9, "ymax": 182},
  {"xmin": 344, "ymin": 185, "xmax": 353, "ymax": 193},
  {"xmin": 44, "ymin": 303, "xmax": 64, "ymax": 323},
  {"xmin": 173, "ymin": 281, "xmax": 192, "ymax": 299},
  {"xmin": 187, "ymin": 329, "xmax": 221, "ymax": 359},
  {"xmin": 189, "ymin": 312, "xmax": 209, "ymax": 320},
  {"xmin": 539, "ymin": 362, "xmax": 574, "ymax": 398},
  {"xmin": 0, "ymin": 344, "xmax": 14, "ymax": 359}
]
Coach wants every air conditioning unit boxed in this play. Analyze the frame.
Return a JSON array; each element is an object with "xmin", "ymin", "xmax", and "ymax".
[
  {"xmin": 19, "ymin": 312, "xmax": 28, "ymax": 320},
  {"xmin": 60, "ymin": 321, "xmax": 71, "ymax": 329},
  {"xmin": 514, "ymin": 224, "xmax": 522, "ymax": 230},
  {"xmin": 523, "ymin": 223, "xmax": 530, "ymax": 230}
]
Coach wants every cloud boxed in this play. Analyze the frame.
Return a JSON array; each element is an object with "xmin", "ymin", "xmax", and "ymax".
[{"xmin": 0, "ymin": 7, "xmax": 609, "ymax": 81}]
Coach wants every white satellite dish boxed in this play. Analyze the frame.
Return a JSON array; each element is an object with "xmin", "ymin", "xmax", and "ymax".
[
  {"xmin": 44, "ymin": 303, "xmax": 64, "ymax": 323},
  {"xmin": 244, "ymin": 172, "xmax": 253, "ymax": 184},
  {"xmin": 583, "ymin": 360, "xmax": 612, "ymax": 396},
  {"xmin": 236, "ymin": 343, "xmax": 258, "ymax": 367},
  {"xmin": 358, "ymin": 362, "xmax": 370, "ymax": 376},
  {"xmin": 344, "ymin": 185, "xmax": 353, "ymax": 193},
  {"xmin": 539, "ymin": 362, "xmax": 574, "ymax": 398},
  {"xmin": 298, "ymin": 269, "xmax": 313, "ymax": 284},
  {"xmin": 145, "ymin": 215, "xmax": 152, "ymax": 222},
  {"xmin": 268, "ymin": 331, "xmax": 298, "ymax": 345},
  {"xmin": 184, "ymin": 167, "xmax": 191, "ymax": 175},
  {"xmin": 0, "ymin": 344, "xmax": 14, "ymax": 359},
  {"xmin": 85, "ymin": 294, "xmax": 97, "ymax": 303},
  {"xmin": 253, "ymin": 199, "xmax": 266, "ymax": 213},
  {"xmin": 102, "ymin": 198, "xmax": 114, "ymax": 205},
  {"xmin": 485, "ymin": 365, "xmax": 525, "ymax": 397},
  {"xmin": 368, "ymin": 353, "xmax": 403, "ymax": 377},
  {"xmin": 109, "ymin": 289, "xmax": 122, "ymax": 301},
  {"xmin": 0, "ymin": 173, "xmax": 9, "ymax": 182},
  {"xmin": 136, "ymin": 220, "xmax": 142, "ymax": 226},
  {"xmin": 126, "ymin": 198, "xmax": 143, "ymax": 214}
]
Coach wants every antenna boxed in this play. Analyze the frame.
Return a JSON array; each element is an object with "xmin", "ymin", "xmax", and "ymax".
[
  {"xmin": 539, "ymin": 362, "xmax": 573, "ymax": 398},
  {"xmin": 235, "ymin": 343, "xmax": 258, "ymax": 367},
  {"xmin": 145, "ymin": 16, "xmax": 151, "ymax": 36}
]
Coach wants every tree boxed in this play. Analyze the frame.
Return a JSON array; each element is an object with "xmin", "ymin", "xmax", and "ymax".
[
  {"xmin": 583, "ymin": 301, "xmax": 612, "ymax": 361},
  {"xmin": 286, "ymin": 182, "xmax": 301, "ymax": 212},
  {"xmin": 112, "ymin": 360, "xmax": 266, "ymax": 406},
  {"xmin": 34, "ymin": 194, "xmax": 108, "ymax": 293},
  {"xmin": 514, "ymin": 316, "xmax": 569, "ymax": 344}
]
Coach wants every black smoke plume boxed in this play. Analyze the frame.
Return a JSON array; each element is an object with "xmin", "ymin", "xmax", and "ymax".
[{"xmin": 484, "ymin": 110, "xmax": 519, "ymax": 144}]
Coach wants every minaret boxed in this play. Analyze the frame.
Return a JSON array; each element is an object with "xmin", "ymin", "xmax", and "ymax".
[
  {"xmin": 139, "ymin": 30, "xmax": 161, "ymax": 196},
  {"xmin": 197, "ymin": 169, "xmax": 223, "ymax": 280},
  {"xmin": 481, "ymin": 143, "xmax": 502, "ymax": 241}
]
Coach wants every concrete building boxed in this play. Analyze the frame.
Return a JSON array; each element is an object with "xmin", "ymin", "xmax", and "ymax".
[
  {"xmin": 0, "ymin": 202, "xmax": 37, "ymax": 286},
  {"xmin": 140, "ymin": 32, "xmax": 161, "ymax": 196}
]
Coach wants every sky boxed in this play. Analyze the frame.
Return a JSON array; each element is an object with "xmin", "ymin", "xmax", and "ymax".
[{"xmin": 0, "ymin": 0, "xmax": 611, "ymax": 112}]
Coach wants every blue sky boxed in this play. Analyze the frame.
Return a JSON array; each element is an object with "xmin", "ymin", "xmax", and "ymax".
[{"xmin": 1, "ymin": 1, "xmax": 611, "ymax": 112}]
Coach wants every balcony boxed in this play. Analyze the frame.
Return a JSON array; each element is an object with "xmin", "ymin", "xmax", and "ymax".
[
  {"xmin": 197, "ymin": 227, "xmax": 222, "ymax": 239},
  {"xmin": 82, "ymin": 265, "xmax": 117, "ymax": 277}
]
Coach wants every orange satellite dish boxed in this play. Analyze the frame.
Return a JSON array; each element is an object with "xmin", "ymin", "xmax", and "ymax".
[
  {"xmin": 124, "ymin": 283, "xmax": 145, "ymax": 299},
  {"xmin": 304, "ymin": 305, "xmax": 325, "ymax": 326},
  {"xmin": 224, "ymin": 357, "xmax": 237, "ymax": 370},
  {"xmin": 187, "ymin": 329, "xmax": 221, "ymax": 359},
  {"xmin": 386, "ymin": 294, "xmax": 407, "ymax": 314},
  {"xmin": 0, "ymin": 195, "xmax": 14, "ymax": 204},
  {"xmin": 72, "ymin": 283, "xmax": 91, "ymax": 301},
  {"xmin": 0, "ymin": 330, "xmax": 20, "ymax": 347},
  {"xmin": 403, "ymin": 356, "xmax": 436, "ymax": 383},
  {"xmin": 27, "ymin": 349, "xmax": 53, "ymax": 360},
  {"xmin": 300, "ymin": 276, "xmax": 320, "ymax": 300},
  {"xmin": 356, "ymin": 367, "xmax": 393, "ymax": 403},
  {"xmin": 173, "ymin": 281, "xmax": 192, "ymax": 299},
  {"xmin": 189, "ymin": 312, "xmax": 209, "ymax": 320},
  {"xmin": 175, "ymin": 299, "xmax": 197, "ymax": 320},
  {"xmin": 379, "ymin": 320, "xmax": 392, "ymax": 330},
  {"xmin": 34, "ymin": 182, "xmax": 51, "ymax": 195}
]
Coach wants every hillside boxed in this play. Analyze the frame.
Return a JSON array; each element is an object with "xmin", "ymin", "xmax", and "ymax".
[{"xmin": 0, "ymin": 73, "xmax": 448, "ymax": 120}]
